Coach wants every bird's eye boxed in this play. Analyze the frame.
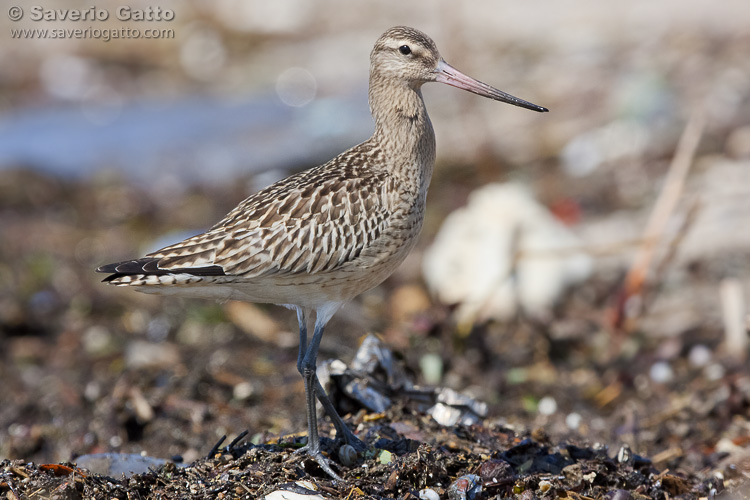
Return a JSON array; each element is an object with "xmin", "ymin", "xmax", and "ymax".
[{"xmin": 398, "ymin": 45, "xmax": 411, "ymax": 55}]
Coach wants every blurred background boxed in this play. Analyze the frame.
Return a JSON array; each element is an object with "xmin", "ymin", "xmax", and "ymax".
[{"xmin": 1, "ymin": 0, "xmax": 749, "ymax": 476}]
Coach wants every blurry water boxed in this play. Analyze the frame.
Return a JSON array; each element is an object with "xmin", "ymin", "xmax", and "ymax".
[{"xmin": 0, "ymin": 90, "xmax": 372, "ymax": 186}]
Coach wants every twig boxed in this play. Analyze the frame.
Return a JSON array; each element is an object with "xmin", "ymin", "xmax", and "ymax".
[
  {"xmin": 629, "ymin": 112, "xmax": 705, "ymax": 294},
  {"xmin": 638, "ymin": 199, "xmax": 701, "ymax": 319},
  {"xmin": 612, "ymin": 111, "xmax": 705, "ymax": 332}
]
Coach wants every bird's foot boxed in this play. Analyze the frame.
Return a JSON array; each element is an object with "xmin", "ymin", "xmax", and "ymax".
[{"xmin": 293, "ymin": 444, "xmax": 343, "ymax": 482}]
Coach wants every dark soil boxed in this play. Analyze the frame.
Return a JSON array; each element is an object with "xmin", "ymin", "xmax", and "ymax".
[
  {"xmin": 0, "ymin": 418, "xmax": 726, "ymax": 499},
  {"xmin": 1, "ymin": 169, "xmax": 749, "ymax": 499}
]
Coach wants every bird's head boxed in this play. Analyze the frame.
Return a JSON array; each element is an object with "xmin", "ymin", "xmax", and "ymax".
[{"xmin": 371, "ymin": 26, "xmax": 548, "ymax": 113}]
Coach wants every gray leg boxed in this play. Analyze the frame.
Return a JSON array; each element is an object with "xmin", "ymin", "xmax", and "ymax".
[
  {"xmin": 294, "ymin": 307, "xmax": 365, "ymax": 452},
  {"xmin": 295, "ymin": 307, "xmax": 308, "ymax": 375},
  {"xmin": 296, "ymin": 313, "xmax": 342, "ymax": 480},
  {"xmin": 313, "ymin": 379, "xmax": 366, "ymax": 451}
]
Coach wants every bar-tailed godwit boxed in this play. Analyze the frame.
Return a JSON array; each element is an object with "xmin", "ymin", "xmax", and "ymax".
[{"xmin": 98, "ymin": 26, "xmax": 547, "ymax": 480}]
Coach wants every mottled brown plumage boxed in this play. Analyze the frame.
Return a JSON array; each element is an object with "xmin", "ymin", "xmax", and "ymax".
[{"xmin": 97, "ymin": 26, "xmax": 547, "ymax": 480}]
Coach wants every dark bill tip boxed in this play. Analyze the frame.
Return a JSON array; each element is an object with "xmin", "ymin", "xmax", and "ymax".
[{"xmin": 435, "ymin": 59, "xmax": 548, "ymax": 113}]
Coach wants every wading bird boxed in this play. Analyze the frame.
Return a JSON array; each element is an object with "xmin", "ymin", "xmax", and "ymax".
[{"xmin": 98, "ymin": 26, "xmax": 547, "ymax": 480}]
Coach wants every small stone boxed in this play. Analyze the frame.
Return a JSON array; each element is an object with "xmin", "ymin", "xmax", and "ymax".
[
  {"xmin": 146, "ymin": 315, "xmax": 171, "ymax": 342},
  {"xmin": 538, "ymin": 480, "xmax": 552, "ymax": 493},
  {"xmin": 649, "ymin": 361, "xmax": 674, "ymax": 384},
  {"xmin": 233, "ymin": 381, "xmax": 255, "ymax": 401},
  {"xmin": 705, "ymin": 363, "xmax": 726, "ymax": 381},
  {"xmin": 688, "ymin": 344, "xmax": 712, "ymax": 367},
  {"xmin": 562, "ymin": 463, "xmax": 582, "ymax": 480},
  {"xmin": 565, "ymin": 412, "xmax": 582, "ymax": 430},
  {"xmin": 82, "ymin": 325, "xmax": 114, "ymax": 356},
  {"xmin": 125, "ymin": 340, "xmax": 180, "ymax": 370},
  {"xmin": 537, "ymin": 396, "xmax": 557, "ymax": 416}
]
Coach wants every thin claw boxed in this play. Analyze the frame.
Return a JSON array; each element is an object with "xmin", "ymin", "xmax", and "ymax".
[
  {"xmin": 292, "ymin": 443, "xmax": 344, "ymax": 482},
  {"xmin": 312, "ymin": 452, "xmax": 344, "ymax": 482}
]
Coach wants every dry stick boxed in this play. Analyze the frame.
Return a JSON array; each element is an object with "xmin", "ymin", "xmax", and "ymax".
[
  {"xmin": 638, "ymin": 199, "xmax": 701, "ymax": 319},
  {"xmin": 614, "ymin": 111, "xmax": 706, "ymax": 331}
]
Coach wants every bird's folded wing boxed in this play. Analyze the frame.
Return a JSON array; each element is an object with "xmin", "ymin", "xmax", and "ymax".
[{"xmin": 146, "ymin": 174, "xmax": 391, "ymax": 279}]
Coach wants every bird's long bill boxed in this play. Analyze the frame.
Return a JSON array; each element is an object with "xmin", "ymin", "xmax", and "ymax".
[{"xmin": 434, "ymin": 59, "xmax": 548, "ymax": 113}]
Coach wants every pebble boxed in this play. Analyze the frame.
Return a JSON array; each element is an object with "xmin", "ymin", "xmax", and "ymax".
[
  {"xmin": 688, "ymin": 344, "xmax": 712, "ymax": 367},
  {"xmin": 232, "ymin": 381, "xmax": 255, "ymax": 401},
  {"xmin": 82, "ymin": 325, "xmax": 114, "ymax": 356},
  {"xmin": 125, "ymin": 340, "xmax": 180, "ymax": 370},
  {"xmin": 649, "ymin": 361, "xmax": 674, "ymax": 384},
  {"xmin": 705, "ymin": 363, "xmax": 726, "ymax": 381},
  {"xmin": 565, "ymin": 412, "xmax": 582, "ymax": 430},
  {"xmin": 146, "ymin": 315, "xmax": 171, "ymax": 342},
  {"xmin": 537, "ymin": 396, "xmax": 557, "ymax": 416}
]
